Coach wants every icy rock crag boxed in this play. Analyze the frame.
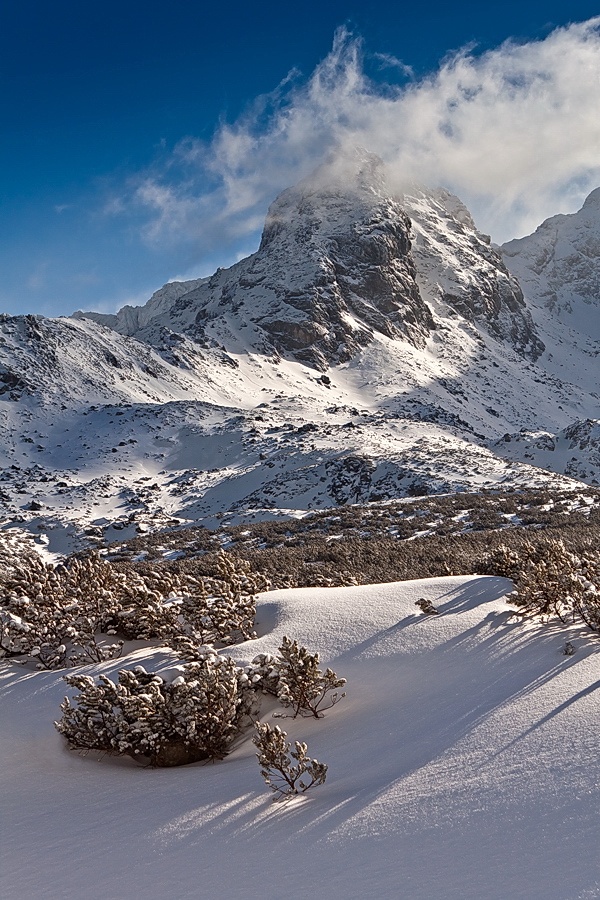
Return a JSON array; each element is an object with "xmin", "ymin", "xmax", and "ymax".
[
  {"xmin": 404, "ymin": 186, "xmax": 544, "ymax": 359},
  {"xmin": 87, "ymin": 152, "xmax": 434, "ymax": 371},
  {"xmin": 85, "ymin": 151, "xmax": 543, "ymax": 369},
  {"xmin": 502, "ymin": 188, "xmax": 600, "ymax": 340}
]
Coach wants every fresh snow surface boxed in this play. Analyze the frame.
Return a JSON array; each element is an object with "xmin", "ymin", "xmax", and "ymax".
[{"xmin": 2, "ymin": 576, "xmax": 599, "ymax": 900}]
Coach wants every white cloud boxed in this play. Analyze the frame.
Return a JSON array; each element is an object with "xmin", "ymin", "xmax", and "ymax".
[
  {"xmin": 372, "ymin": 52, "xmax": 414, "ymax": 78},
  {"xmin": 129, "ymin": 18, "xmax": 600, "ymax": 250}
]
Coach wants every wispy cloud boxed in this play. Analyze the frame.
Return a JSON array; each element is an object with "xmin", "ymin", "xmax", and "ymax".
[
  {"xmin": 372, "ymin": 51, "xmax": 414, "ymax": 78},
  {"xmin": 117, "ymin": 18, "xmax": 600, "ymax": 252}
]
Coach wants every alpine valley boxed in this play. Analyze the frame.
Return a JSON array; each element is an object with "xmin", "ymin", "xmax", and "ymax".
[{"xmin": 1, "ymin": 150, "xmax": 599, "ymax": 556}]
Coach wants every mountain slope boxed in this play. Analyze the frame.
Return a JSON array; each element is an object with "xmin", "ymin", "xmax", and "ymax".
[
  {"xmin": 502, "ymin": 188, "xmax": 600, "ymax": 340},
  {"xmin": 403, "ymin": 185, "xmax": 544, "ymax": 358},
  {"xmin": 0, "ymin": 153, "xmax": 599, "ymax": 550}
]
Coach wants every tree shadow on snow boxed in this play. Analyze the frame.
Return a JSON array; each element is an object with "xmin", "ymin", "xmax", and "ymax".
[{"xmin": 147, "ymin": 578, "xmax": 600, "ymax": 850}]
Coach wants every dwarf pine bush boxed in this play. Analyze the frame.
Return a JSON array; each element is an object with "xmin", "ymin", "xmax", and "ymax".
[
  {"xmin": 0, "ymin": 549, "xmax": 263, "ymax": 668},
  {"xmin": 250, "ymin": 636, "xmax": 346, "ymax": 718},
  {"xmin": 0, "ymin": 552, "xmax": 127, "ymax": 668},
  {"xmin": 55, "ymin": 650, "xmax": 254, "ymax": 766},
  {"xmin": 170, "ymin": 552, "xmax": 266, "ymax": 656},
  {"xmin": 482, "ymin": 538, "xmax": 600, "ymax": 632},
  {"xmin": 253, "ymin": 721, "xmax": 328, "ymax": 798}
]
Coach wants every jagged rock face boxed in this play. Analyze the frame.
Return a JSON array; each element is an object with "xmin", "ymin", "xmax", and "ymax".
[
  {"xmin": 0, "ymin": 314, "xmax": 63, "ymax": 400},
  {"xmin": 253, "ymin": 157, "xmax": 434, "ymax": 368},
  {"xmin": 84, "ymin": 152, "xmax": 549, "ymax": 369},
  {"xmin": 501, "ymin": 188, "xmax": 600, "ymax": 340},
  {"xmin": 88, "ymin": 152, "xmax": 434, "ymax": 371},
  {"xmin": 403, "ymin": 187, "xmax": 545, "ymax": 360}
]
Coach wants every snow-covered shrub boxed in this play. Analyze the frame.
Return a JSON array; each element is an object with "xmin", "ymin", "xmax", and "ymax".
[
  {"xmin": 482, "ymin": 538, "xmax": 600, "ymax": 632},
  {"xmin": 0, "ymin": 529, "xmax": 39, "ymax": 579},
  {"xmin": 252, "ymin": 636, "xmax": 346, "ymax": 718},
  {"xmin": 480, "ymin": 543, "xmax": 528, "ymax": 582},
  {"xmin": 0, "ymin": 549, "xmax": 263, "ymax": 668},
  {"xmin": 245, "ymin": 651, "xmax": 281, "ymax": 695},
  {"xmin": 574, "ymin": 554, "xmax": 600, "ymax": 632},
  {"xmin": 55, "ymin": 651, "xmax": 254, "ymax": 766},
  {"xmin": 0, "ymin": 550, "xmax": 176, "ymax": 666},
  {"xmin": 171, "ymin": 552, "xmax": 265, "ymax": 656},
  {"xmin": 303, "ymin": 571, "xmax": 360, "ymax": 588},
  {"xmin": 0, "ymin": 552, "xmax": 123, "ymax": 667},
  {"xmin": 253, "ymin": 721, "xmax": 328, "ymax": 798}
]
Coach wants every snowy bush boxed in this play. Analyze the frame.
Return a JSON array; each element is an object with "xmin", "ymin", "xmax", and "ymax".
[
  {"xmin": 0, "ymin": 549, "xmax": 263, "ymax": 668},
  {"xmin": 246, "ymin": 651, "xmax": 281, "ymax": 695},
  {"xmin": 55, "ymin": 650, "xmax": 254, "ymax": 766},
  {"xmin": 0, "ymin": 552, "xmax": 126, "ymax": 667},
  {"xmin": 479, "ymin": 543, "xmax": 525, "ymax": 582},
  {"xmin": 482, "ymin": 538, "xmax": 600, "ymax": 632},
  {"xmin": 253, "ymin": 721, "xmax": 328, "ymax": 798},
  {"xmin": 170, "ymin": 552, "xmax": 264, "ymax": 656},
  {"xmin": 250, "ymin": 637, "xmax": 346, "ymax": 718},
  {"xmin": 0, "ymin": 529, "xmax": 40, "ymax": 579}
]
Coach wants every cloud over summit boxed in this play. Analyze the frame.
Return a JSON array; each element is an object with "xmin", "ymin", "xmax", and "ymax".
[{"xmin": 129, "ymin": 17, "xmax": 600, "ymax": 256}]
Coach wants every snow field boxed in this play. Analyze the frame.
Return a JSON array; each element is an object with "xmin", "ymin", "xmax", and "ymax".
[{"xmin": 2, "ymin": 575, "xmax": 599, "ymax": 900}]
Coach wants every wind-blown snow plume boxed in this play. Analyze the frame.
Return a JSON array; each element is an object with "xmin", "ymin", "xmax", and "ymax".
[{"xmin": 129, "ymin": 18, "xmax": 600, "ymax": 251}]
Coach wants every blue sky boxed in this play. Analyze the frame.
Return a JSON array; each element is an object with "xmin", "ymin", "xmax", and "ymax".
[{"xmin": 2, "ymin": 1, "xmax": 600, "ymax": 318}]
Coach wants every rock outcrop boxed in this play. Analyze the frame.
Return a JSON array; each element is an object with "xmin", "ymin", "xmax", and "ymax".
[
  {"xmin": 403, "ymin": 186, "xmax": 544, "ymax": 359},
  {"xmin": 502, "ymin": 188, "xmax": 600, "ymax": 340}
]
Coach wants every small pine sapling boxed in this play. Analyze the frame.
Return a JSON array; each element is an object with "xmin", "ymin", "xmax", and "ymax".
[
  {"xmin": 253, "ymin": 721, "xmax": 328, "ymax": 799},
  {"xmin": 275, "ymin": 636, "xmax": 346, "ymax": 718}
]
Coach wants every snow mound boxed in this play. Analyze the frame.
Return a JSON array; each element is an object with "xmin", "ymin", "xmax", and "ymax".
[{"xmin": 2, "ymin": 575, "xmax": 599, "ymax": 900}]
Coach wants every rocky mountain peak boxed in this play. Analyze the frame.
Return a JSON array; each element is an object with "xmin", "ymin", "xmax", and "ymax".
[
  {"xmin": 259, "ymin": 147, "xmax": 389, "ymax": 252},
  {"xmin": 501, "ymin": 186, "xmax": 600, "ymax": 340},
  {"xmin": 78, "ymin": 152, "xmax": 547, "ymax": 367},
  {"xmin": 244, "ymin": 150, "xmax": 435, "ymax": 368},
  {"xmin": 83, "ymin": 151, "xmax": 437, "ymax": 371},
  {"xmin": 402, "ymin": 185, "xmax": 544, "ymax": 359},
  {"xmin": 582, "ymin": 186, "xmax": 600, "ymax": 210}
]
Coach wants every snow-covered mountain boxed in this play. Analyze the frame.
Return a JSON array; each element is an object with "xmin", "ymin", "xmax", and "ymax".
[
  {"xmin": 403, "ymin": 185, "xmax": 544, "ymax": 359},
  {"xmin": 1, "ymin": 150, "xmax": 599, "ymax": 553},
  {"xmin": 82, "ymin": 152, "xmax": 543, "ymax": 367},
  {"xmin": 502, "ymin": 188, "xmax": 600, "ymax": 340}
]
